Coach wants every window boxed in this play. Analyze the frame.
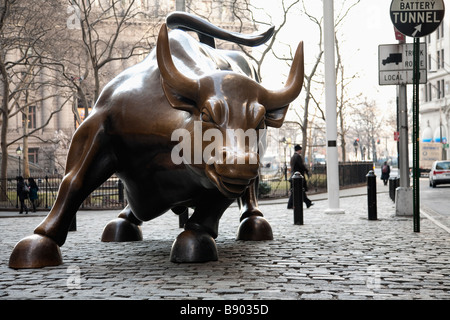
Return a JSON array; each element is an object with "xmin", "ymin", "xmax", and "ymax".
[
  {"xmin": 28, "ymin": 148, "xmax": 39, "ymax": 164},
  {"xmin": 428, "ymin": 83, "xmax": 432, "ymax": 101},
  {"xmin": 437, "ymin": 51, "xmax": 441, "ymax": 69},
  {"xmin": 436, "ymin": 80, "xmax": 446, "ymax": 99},
  {"xmin": 441, "ymin": 49, "xmax": 445, "ymax": 68},
  {"xmin": 22, "ymin": 105, "xmax": 36, "ymax": 129},
  {"xmin": 428, "ymin": 54, "xmax": 432, "ymax": 70}
]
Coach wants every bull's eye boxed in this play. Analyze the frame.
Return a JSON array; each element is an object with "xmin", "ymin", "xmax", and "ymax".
[{"xmin": 200, "ymin": 111, "xmax": 213, "ymax": 123}]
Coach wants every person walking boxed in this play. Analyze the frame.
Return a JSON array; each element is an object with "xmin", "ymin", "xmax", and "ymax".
[
  {"xmin": 27, "ymin": 177, "xmax": 39, "ymax": 212},
  {"xmin": 381, "ymin": 161, "xmax": 391, "ymax": 186},
  {"xmin": 287, "ymin": 145, "xmax": 313, "ymax": 209},
  {"xmin": 17, "ymin": 176, "xmax": 29, "ymax": 214}
]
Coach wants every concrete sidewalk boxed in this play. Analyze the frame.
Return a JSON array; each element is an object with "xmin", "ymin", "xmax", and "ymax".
[{"xmin": 1, "ymin": 180, "xmax": 450, "ymax": 301}]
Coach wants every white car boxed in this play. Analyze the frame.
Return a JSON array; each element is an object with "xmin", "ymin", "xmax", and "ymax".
[{"xmin": 429, "ymin": 160, "xmax": 450, "ymax": 188}]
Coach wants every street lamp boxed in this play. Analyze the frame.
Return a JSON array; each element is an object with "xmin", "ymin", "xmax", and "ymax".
[
  {"xmin": 280, "ymin": 137, "xmax": 289, "ymax": 195},
  {"xmin": 16, "ymin": 146, "xmax": 22, "ymax": 177}
]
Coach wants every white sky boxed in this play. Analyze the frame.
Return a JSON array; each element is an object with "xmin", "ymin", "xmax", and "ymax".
[{"xmin": 255, "ymin": 0, "xmax": 410, "ymax": 113}]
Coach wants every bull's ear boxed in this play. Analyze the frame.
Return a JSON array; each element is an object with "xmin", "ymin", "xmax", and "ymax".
[
  {"xmin": 265, "ymin": 105, "xmax": 289, "ymax": 128},
  {"xmin": 161, "ymin": 79, "xmax": 198, "ymax": 113}
]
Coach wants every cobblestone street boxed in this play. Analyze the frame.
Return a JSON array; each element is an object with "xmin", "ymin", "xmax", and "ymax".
[{"xmin": 1, "ymin": 184, "xmax": 450, "ymax": 303}]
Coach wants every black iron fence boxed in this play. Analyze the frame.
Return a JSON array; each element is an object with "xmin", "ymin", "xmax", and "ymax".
[
  {"xmin": 0, "ymin": 175, "xmax": 127, "ymax": 211},
  {"xmin": 0, "ymin": 162, "xmax": 373, "ymax": 210},
  {"xmin": 259, "ymin": 161, "xmax": 374, "ymax": 199}
]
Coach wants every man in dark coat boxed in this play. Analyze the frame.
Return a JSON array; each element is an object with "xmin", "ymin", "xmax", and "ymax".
[{"xmin": 287, "ymin": 145, "xmax": 313, "ymax": 209}]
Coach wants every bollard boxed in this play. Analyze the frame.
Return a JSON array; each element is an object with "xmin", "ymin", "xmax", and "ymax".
[
  {"xmin": 394, "ymin": 177, "xmax": 400, "ymax": 198},
  {"xmin": 118, "ymin": 179, "xmax": 124, "ymax": 205},
  {"xmin": 389, "ymin": 177, "xmax": 395, "ymax": 201},
  {"xmin": 366, "ymin": 170, "xmax": 377, "ymax": 220},
  {"xmin": 389, "ymin": 176, "xmax": 400, "ymax": 202},
  {"xmin": 292, "ymin": 171, "xmax": 304, "ymax": 225}
]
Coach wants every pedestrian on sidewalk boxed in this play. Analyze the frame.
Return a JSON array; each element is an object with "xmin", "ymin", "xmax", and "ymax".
[
  {"xmin": 17, "ymin": 176, "xmax": 29, "ymax": 214},
  {"xmin": 287, "ymin": 144, "xmax": 313, "ymax": 209},
  {"xmin": 381, "ymin": 161, "xmax": 390, "ymax": 185},
  {"xmin": 27, "ymin": 177, "xmax": 39, "ymax": 212}
]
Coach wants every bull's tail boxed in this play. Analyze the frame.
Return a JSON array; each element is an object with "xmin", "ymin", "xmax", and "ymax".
[{"xmin": 166, "ymin": 11, "xmax": 274, "ymax": 49}]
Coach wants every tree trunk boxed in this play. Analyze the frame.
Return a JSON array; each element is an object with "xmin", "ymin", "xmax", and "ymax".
[{"xmin": 0, "ymin": 53, "xmax": 10, "ymax": 200}]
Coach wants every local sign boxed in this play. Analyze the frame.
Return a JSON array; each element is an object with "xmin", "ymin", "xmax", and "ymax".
[
  {"xmin": 390, "ymin": 0, "xmax": 445, "ymax": 37},
  {"xmin": 379, "ymin": 43, "xmax": 427, "ymax": 85}
]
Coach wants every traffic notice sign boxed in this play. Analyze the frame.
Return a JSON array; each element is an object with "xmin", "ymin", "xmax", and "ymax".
[
  {"xmin": 390, "ymin": 0, "xmax": 445, "ymax": 37},
  {"xmin": 379, "ymin": 43, "xmax": 427, "ymax": 85}
]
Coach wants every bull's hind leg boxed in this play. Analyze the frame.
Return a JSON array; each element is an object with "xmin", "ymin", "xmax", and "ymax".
[
  {"xmin": 170, "ymin": 192, "xmax": 233, "ymax": 263},
  {"xmin": 236, "ymin": 178, "xmax": 273, "ymax": 241},
  {"xmin": 101, "ymin": 205, "xmax": 143, "ymax": 242},
  {"xmin": 9, "ymin": 119, "xmax": 116, "ymax": 268}
]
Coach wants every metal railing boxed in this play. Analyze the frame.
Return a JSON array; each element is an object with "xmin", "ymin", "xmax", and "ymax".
[
  {"xmin": 259, "ymin": 161, "xmax": 373, "ymax": 199},
  {"xmin": 0, "ymin": 161, "xmax": 373, "ymax": 209},
  {"xmin": 0, "ymin": 175, "xmax": 127, "ymax": 210}
]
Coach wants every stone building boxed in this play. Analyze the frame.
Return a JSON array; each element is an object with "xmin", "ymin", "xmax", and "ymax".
[{"xmin": 421, "ymin": 15, "xmax": 449, "ymax": 160}]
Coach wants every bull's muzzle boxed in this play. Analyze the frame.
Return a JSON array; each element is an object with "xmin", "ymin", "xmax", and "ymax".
[{"xmin": 205, "ymin": 149, "xmax": 259, "ymax": 198}]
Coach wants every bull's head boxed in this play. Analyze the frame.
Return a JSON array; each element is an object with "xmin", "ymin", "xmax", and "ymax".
[{"xmin": 157, "ymin": 24, "xmax": 304, "ymax": 198}]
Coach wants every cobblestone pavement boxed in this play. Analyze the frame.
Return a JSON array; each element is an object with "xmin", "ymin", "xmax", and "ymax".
[{"xmin": 1, "ymin": 185, "xmax": 450, "ymax": 301}]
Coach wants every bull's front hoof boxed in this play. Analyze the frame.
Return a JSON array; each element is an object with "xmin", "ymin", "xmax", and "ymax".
[
  {"xmin": 170, "ymin": 230, "xmax": 218, "ymax": 263},
  {"xmin": 236, "ymin": 215, "xmax": 273, "ymax": 241},
  {"xmin": 9, "ymin": 234, "xmax": 62, "ymax": 269},
  {"xmin": 101, "ymin": 218, "xmax": 143, "ymax": 242}
]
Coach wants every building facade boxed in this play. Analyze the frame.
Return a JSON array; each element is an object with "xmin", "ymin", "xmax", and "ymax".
[{"xmin": 421, "ymin": 15, "xmax": 449, "ymax": 160}]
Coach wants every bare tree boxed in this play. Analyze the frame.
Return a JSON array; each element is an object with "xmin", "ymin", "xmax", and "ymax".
[
  {"xmin": 0, "ymin": 0, "xmax": 163, "ymax": 190},
  {"xmin": 237, "ymin": 0, "xmax": 360, "ymax": 164},
  {"xmin": 295, "ymin": 0, "xmax": 323, "ymax": 162},
  {"xmin": 335, "ymin": 35, "xmax": 361, "ymax": 162},
  {"xmin": 0, "ymin": 0, "xmax": 70, "ymax": 194},
  {"xmin": 350, "ymin": 99, "xmax": 384, "ymax": 161},
  {"xmin": 334, "ymin": 0, "xmax": 361, "ymax": 162},
  {"xmin": 67, "ymin": 0, "xmax": 159, "ymax": 117},
  {"xmin": 297, "ymin": 0, "xmax": 360, "ymax": 162}
]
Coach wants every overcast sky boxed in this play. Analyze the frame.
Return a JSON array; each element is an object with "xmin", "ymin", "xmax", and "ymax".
[{"xmin": 256, "ymin": 0, "xmax": 416, "ymax": 112}]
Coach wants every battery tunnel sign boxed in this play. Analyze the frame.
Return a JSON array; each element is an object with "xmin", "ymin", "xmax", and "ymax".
[{"xmin": 390, "ymin": 0, "xmax": 445, "ymax": 37}]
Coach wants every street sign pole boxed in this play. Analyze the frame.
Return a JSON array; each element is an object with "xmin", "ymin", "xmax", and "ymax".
[
  {"xmin": 412, "ymin": 37, "xmax": 420, "ymax": 232},
  {"xmin": 390, "ymin": 0, "xmax": 445, "ymax": 232}
]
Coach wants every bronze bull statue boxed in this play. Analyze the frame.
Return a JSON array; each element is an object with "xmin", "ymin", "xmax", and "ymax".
[{"xmin": 9, "ymin": 12, "xmax": 304, "ymax": 268}]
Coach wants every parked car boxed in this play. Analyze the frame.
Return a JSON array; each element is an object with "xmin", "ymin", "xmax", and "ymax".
[{"xmin": 429, "ymin": 160, "xmax": 450, "ymax": 188}]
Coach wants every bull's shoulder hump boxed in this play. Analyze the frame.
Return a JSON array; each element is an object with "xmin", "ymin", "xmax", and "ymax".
[
  {"xmin": 215, "ymin": 49, "xmax": 258, "ymax": 80},
  {"xmin": 95, "ymin": 62, "xmax": 160, "ymax": 109},
  {"xmin": 167, "ymin": 29, "xmax": 218, "ymax": 77}
]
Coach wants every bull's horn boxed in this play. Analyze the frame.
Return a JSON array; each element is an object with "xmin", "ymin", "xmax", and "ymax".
[
  {"xmin": 260, "ymin": 41, "xmax": 304, "ymax": 110},
  {"xmin": 157, "ymin": 23, "xmax": 199, "ymax": 101}
]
